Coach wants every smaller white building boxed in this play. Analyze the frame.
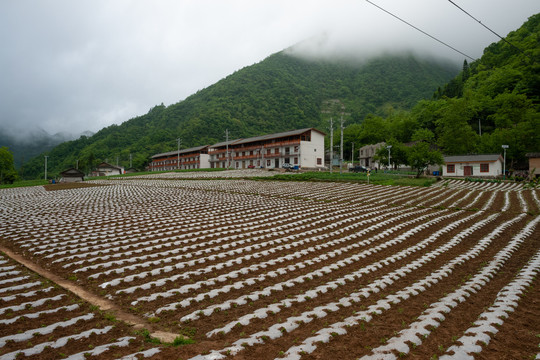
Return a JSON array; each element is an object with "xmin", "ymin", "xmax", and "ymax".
[
  {"xmin": 443, "ymin": 154, "xmax": 504, "ymax": 177},
  {"xmin": 92, "ymin": 162, "xmax": 124, "ymax": 176}
]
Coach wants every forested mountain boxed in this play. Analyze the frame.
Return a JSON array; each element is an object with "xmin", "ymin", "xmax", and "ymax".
[
  {"xmin": 20, "ymin": 51, "xmax": 457, "ymax": 178},
  {"xmin": 347, "ymin": 13, "xmax": 539, "ymax": 171},
  {"xmin": 20, "ymin": 12, "xmax": 539, "ymax": 179},
  {"xmin": 0, "ymin": 129, "xmax": 94, "ymax": 169}
]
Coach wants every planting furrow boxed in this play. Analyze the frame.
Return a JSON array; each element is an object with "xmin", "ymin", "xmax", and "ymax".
[
  {"xmin": 78, "ymin": 203, "xmax": 380, "ymax": 277},
  {"xmin": 361, "ymin": 215, "xmax": 539, "ymax": 359},
  {"xmin": 188, "ymin": 212, "xmax": 512, "ymax": 360},
  {"xmin": 0, "ymin": 326, "xmax": 114, "ymax": 360},
  {"xmin": 0, "ymin": 304, "xmax": 80, "ymax": 325},
  {"xmin": 46, "ymin": 198, "xmax": 310, "ymax": 261},
  {"xmin": 442, "ymin": 249, "xmax": 540, "ymax": 359},
  {"xmin": 0, "ymin": 313, "xmax": 94, "ymax": 347},
  {"xmin": 480, "ymin": 190, "xmax": 498, "ymax": 212},
  {"xmin": 275, "ymin": 214, "xmax": 525, "ymax": 360},
  {"xmin": 63, "ymin": 336, "xmax": 134, "ymax": 359},
  {"xmin": 104, "ymin": 205, "xmax": 420, "ymax": 293},
  {"xmin": 448, "ymin": 189, "xmax": 474, "ymax": 208},
  {"xmin": 180, "ymin": 210, "xmax": 462, "ymax": 328},
  {"xmin": 131, "ymin": 207, "xmax": 426, "ymax": 307},
  {"xmin": 0, "ymin": 294, "xmax": 65, "ymax": 315}
]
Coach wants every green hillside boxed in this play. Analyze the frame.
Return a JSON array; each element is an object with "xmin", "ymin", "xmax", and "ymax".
[
  {"xmin": 21, "ymin": 52, "xmax": 457, "ymax": 178},
  {"xmin": 346, "ymin": 13, "xmax": 539, "ymax": 170}
]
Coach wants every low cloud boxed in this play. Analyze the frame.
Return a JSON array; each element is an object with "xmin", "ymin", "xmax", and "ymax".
[{"xmin": 0, "ymin": 0, "xmax": 537, "ymax": 141}]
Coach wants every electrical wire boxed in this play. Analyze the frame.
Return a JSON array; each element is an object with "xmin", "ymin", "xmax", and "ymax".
[
  {"xmin": 447, "ymin": 0, "xmax": 533, "ymax": 61},
  {"xmin": 365, "ymin": 0, "xmax": 477, "ymax": 61}
]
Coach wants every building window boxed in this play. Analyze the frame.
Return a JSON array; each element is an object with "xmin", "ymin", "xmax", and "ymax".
[
  {"xmin": 275, "ymin": 148, "xmax": 279, "ymax": 154},
  {"xmin": 267, "ymin": 149, "xmax": 271, "ymax": 155},
  {"xmin": 447, "ymin": 164, "xmax": 455, "ymax": 173},
  {"xmin": 480, "ymin": 163, "xmax": 489, "ymax": 173},
  {"xmin": 317, "ymin": 158, "xmax": 322, "ymax": 165},
  {"xmin": 294, "ymin": 157, "xmax": 298, "ymax": 164},
  {"xmin": 267, "ymin": 159, "xmax": 271, "ymax": 166}
]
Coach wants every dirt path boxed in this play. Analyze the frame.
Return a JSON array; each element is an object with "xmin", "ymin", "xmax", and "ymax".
[{"xmin": 0, "ymin": 244, "xmax": 180, "ymax": 343}]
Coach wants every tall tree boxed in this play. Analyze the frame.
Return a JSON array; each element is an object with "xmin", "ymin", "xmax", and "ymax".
[
  {"xmin": 0, "ymin": 147, "xmax": 17, "ymax": 184},
  {"xmin": 407, "ymin": 129, "xmax": 443, "ymax": 177},
  {"xmin": 435, "ymin": 98, "xmax": 479, "ymax": 155}
]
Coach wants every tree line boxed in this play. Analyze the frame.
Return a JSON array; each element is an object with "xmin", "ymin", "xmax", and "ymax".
[{"xmin": 334, "ymin": 13, "xmax": 539, "ymax": 173}]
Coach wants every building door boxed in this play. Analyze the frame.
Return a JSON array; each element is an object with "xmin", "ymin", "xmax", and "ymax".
[
  {"xmin": 464, "ymin": 166, "xmax": 473, "ymax": 176},
  {"xmin": 275, "ymin": 159, "xmax": 279, "ymax": 168}
]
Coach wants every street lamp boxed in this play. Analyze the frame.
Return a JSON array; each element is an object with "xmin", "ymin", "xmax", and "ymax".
[
  {"xmin": 502, "ymin": 145, "xmax": 509, "ymax": 180},
  {"xmin": 386, "ymin": 145, "xmax": 392, "ymax": 170}
]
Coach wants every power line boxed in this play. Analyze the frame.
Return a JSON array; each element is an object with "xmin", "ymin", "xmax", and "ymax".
[
  {"xmin": 365, "ymin": 0, "xmax": 477, "ymax": 61},
  {"xmin": 447, "ymin": 0, "xmax": 533, "ymax": 61}
]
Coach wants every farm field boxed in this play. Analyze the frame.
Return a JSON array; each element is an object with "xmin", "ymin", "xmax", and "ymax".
[{"xmin": 0, "ymin": 176, "xmax": 539, "ymax": 359}]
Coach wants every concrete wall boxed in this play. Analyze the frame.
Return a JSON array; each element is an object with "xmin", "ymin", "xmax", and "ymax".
[
  {"xmin": 443, "ymin": 160, "xmax": 502, "ymax": 177},
  {"xmin": 200, "ymin": 154, "xmax": 210, "ymax": 169},
  {"xmin": 529, "ymin": 158, "xmax": 540, "ymax": 176},
  {"xmin": 300, "ymin": 131, "xmax": 325, "ymax": 168}
]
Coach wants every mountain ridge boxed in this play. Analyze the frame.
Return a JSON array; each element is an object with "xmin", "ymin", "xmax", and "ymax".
[{"xmin": 19, "ymin": 50, "xmax": 458, "ymax": 178}]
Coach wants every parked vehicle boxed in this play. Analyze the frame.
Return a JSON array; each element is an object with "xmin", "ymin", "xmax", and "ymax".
[
  {"xmin": 282, "ymin": 163, "xmax": 294, "ymax": 170},
  {"xmin": 247, "ymin": 164, "xmax": 255, "ymax": 169},
  {"xmin": 349, "ymin": 165, "xmax": 368, "ymax": 173}
]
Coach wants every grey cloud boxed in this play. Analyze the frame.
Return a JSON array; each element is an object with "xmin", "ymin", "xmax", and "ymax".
[{"xmin": 0, "ymin": 0, "xmax": 538, "ymax": 141}]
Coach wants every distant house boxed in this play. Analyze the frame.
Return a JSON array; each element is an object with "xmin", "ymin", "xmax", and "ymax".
[
  {"xmin": 526, "ymin": 153, "xmax": 540, "ymax": 177},
  {"xmin": 60, "ymin": 168, "xmax": 85, "ymax": 182},
  {"xmin": 443, "ymin": 154, "xmax": 504, "ymax": 177},
  {"xmin": 92, "ymin": 162, "xmax": 124, "ymax": 176},
  {"xmin": 358, "ymin": 142, "xmax": 385, "ymax": 169}
]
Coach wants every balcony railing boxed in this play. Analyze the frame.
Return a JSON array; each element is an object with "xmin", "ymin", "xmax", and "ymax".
[{"xmin": 209, "ymin": 139, "xmax": 301, "ymax": 155}]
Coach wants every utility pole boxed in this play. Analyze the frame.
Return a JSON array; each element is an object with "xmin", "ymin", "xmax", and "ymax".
[
  {"xmin": 177, "ymin": 138, "xmax": 181, "ymax": 170},
  {"xmin": 339, "ymin": 115, "xmax": 345, "ymax": 175},
  {"xmin": 387, "ymin": 145, "xmax": 392, "ymax": 170},
  {"xmin": 129, "ymin": 154, "xmax": 132, "ymax": 168},
  {"xmin": 116, "ymin": 156, "xmax": 119, "ymax": 167},
  {"xmin": 479, "ymin": 118, "xmax": 482, "ymax": 136},
  {"xmin": 76, "ymin": 159, "xmax": 79, "ymax": 170},
  {"xmin": 225, "ymin": 129, "xmax": 230, "ymax": 169},
  {"xmin": 44, "ymin": 156, "xmax": 48, "ymax": 180},
  {"xmin": 329, "ymin": 118, "xmax": 334, "ymax": 173},
  {"xmin": 351, "ymin": 142, "xmax": 355, "ymax": 166},
  {"xmin": 502, "ymin": 145, "xmax": 509, "ymax": 179}
]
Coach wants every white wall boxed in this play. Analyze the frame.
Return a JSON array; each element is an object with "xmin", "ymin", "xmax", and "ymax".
[
  {"xmin": 199, "ymin": 154, "xmax": 210, "ymax": 169},
  {"xmin": 443, "ymin": 161, "xmax": 502, "ymax": 177},
  {"xmin": 299, "ymin": 131, "xmax": 325, "ymax": 168}
]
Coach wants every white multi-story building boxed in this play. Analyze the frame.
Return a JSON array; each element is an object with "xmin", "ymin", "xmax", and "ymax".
[
  {"xmin": 209, "ymin": 128, "xmax": 325, "ymax": 169},
  {"xmin": 150, "ymin": 145, "xmax": 210, "ymax": 171}
]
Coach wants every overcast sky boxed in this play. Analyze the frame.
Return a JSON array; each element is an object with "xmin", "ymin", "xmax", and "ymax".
[{"xmin": 1, "ymin": 0, "xmax": 538, "ymax": 140}]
